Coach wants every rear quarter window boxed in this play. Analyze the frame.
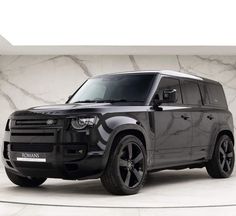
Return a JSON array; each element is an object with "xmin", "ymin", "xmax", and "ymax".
[
  {"xmin": 205, "ymin": 83, "xmax": 227, "ymax": 108},
  {"xmin": 181, "ymin": 80, "xmax": 202, "ymax": 105}
]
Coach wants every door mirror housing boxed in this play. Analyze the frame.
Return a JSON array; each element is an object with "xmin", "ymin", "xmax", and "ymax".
[
  {"xmin": 163, "ymin": 89, "xmax": 177, "ymax": 103},
  {"xmin": 153, "ymin": 89, "xmax": 177, "ymax": 108}
]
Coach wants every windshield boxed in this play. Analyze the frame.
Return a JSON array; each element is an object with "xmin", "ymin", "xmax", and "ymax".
[{"xmin": 68, "ymin": 74, "xmax": 155, "ymax": 104}]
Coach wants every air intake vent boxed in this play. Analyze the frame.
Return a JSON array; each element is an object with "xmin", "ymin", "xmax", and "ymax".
[
  {"xmin": 11, "ymin": 132, "xmax": 54, "ymax": 136},
  {"xmin": 11, "ymin": 143, "xmax": 53, "ymax": 152},
  {"xmin": 3, "ymin": 142, "xmax": 10, "ymax": 159}
]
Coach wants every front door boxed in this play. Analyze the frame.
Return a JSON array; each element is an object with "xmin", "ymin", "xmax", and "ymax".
[{"xmin": 153, "ymin": 77, "xmax": 192, "ymax": 167}]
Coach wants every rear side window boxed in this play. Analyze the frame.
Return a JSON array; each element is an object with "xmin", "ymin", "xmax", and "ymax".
[
  {"xmin": 181, "ymin": 80, "xmax": 202, "ymax": 105},
  {"xmin": 206, "ymin": 83, "xmax": 227, "ymax": 107},
  {"xmin": 156, "ymin": 77, "xmax": 182, "ymax": 104}
]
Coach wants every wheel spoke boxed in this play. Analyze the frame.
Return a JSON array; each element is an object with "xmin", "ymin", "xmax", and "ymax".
[
  {"xmin": 124, "ymin": 170, "xmax": 131, "ymax": 186},
  {"xmin": 132, "ymin": 168, "xmax": 142, "ymax": 182},
  {"xmin": 226, "ymin": 160, "xmax": 231, "ymax": 172},
  {"xmin": 119, "ymin": 159, "xmax": 127, "ymax": 167},
  {"xmin": 220, "ymin": 147, "xmax": 225, "ymax": 156},
  {"xmin": 220, "ymin": 158, "xmax": 226, "ymax": 169},
  {"xmin": 223, "ymin": 141, "xmax": 229, "ymax": 152},
  {"xmin": 128, "ymin": 143, "xmax": 133, "ymax": 160},
  {"xmin": 227, "ymin": 152, "xmax": 233, "ymax": 158},
  {"xmin": 133, "ymin": 152, "xmax": 143, "ymax": 164}
]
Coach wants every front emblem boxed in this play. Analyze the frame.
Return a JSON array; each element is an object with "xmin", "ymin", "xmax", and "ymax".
[{"xmin": 46, "ymin": 119, "xmax": 55, "ymax": 125}]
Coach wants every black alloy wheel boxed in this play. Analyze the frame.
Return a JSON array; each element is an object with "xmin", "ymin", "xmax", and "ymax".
[
  {"xmin": 101, "ymin": 135, "xmax": 147, "ymax": 195},
  {"xmin": 206, "ymin": 135, "xmax": 235, "ymax": 178},
  {"xmin": 118, "ymin": 141, "xmax": 145, "ymax": 188},
  {"xmin": 219, "ymin": 138, "xmax": 234, "ymax": 173}
]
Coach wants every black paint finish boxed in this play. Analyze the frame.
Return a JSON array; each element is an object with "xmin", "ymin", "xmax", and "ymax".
[{"xmin": 2, "ymin": 71, "xmax": 234, "ymax": 181}]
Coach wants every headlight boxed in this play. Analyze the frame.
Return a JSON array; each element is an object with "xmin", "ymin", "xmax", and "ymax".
[{"xmin": 71, "ymin": 117, "xmax": 97, "ymax": 130}]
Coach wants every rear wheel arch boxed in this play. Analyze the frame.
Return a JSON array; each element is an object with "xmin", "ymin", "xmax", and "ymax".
[
  {"xmin": 216, "ymin": 130, "xmax": 234, "ymax": 145},
  {"xmin": 209, "ymin": 129, "xmax": 234, "ymax": 159},
  {"xmin": 206, "ymin": 133, "xmax": 235, "ymax": 178}
]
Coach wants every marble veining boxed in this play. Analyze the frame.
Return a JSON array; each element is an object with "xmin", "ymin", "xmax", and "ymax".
[
  {"xmin": 0, "ymin": 55, "xmax": 236, "ymax": 140},
  {"xmin": 128, "ymin": 55, "xmax": 140, "ymax": 70},
  {"xmin": 0, "ymin": 70, "xmax": 58, "ymax": 104}
]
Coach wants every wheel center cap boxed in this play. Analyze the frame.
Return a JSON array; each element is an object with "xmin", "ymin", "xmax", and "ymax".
[{"xmin": 127, "ymin": 160, "xmax": 134, "ymax": 170}]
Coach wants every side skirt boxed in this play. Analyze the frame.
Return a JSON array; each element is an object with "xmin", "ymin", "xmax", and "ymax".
[{"xmin": 148, "ymin": 160, "xmax": 208, "ymax": 173}]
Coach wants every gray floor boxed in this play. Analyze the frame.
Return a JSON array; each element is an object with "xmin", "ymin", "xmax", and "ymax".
[{"xmin": 0, "ymin": 167, "xmax": 236, "ymax": 216}]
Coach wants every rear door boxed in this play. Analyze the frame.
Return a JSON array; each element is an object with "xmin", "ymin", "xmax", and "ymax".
[
  {"xmin": 154, "ymin": 77, "xmax": 192, "ymax": 167},
  {"xmin": 191, "ymin": 82, "xmax": 222, "ymax": 160}
]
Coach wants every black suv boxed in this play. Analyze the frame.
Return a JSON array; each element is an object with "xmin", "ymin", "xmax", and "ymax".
[{"xmin": 2, "ymin": 70, "xmax": 235, "ymax": 195}]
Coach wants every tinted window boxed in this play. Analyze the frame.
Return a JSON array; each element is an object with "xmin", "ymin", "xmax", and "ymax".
[
  {"xmin": 156, "ymin": 77, "xmax": 182, "ymax": 104},
  {"xmin": 198, "ymin": 82, "xmax": 209, "ymax": 105},
  {"xmin": 69, "ymin": 74, "xmax": 155, "ymax": 103},
  {"xmin": 206, "ymin": 83, "xmax": 227, "ymax": 107},
  {"xmin": 181, "ymin": 80, "xmax": 202, "ymax": 105}
]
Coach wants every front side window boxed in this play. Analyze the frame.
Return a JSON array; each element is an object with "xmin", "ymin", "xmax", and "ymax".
[
  {"xmin": 181, "ymin": 80, "xmax": 202, "ymax": 105},
  {"xmin": 68, "ymin": 74, "xmax": 155, "ymax": 104},
  {"xmin": 156, "ymin": 77, "xmax": 182, "ymax": 104}
]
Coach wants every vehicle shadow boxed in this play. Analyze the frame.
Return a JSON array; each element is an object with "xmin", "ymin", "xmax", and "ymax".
[
  {"xmin": 6, "ymin": 170, "xmax": 213, "ymax": 196},
  {"xmin": 145, "ymin": 169, "xmax": 210, "ymax": 188}
]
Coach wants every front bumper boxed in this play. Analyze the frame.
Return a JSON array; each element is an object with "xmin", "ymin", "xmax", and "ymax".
[{"xmin": 2, "ymin": 115, "xmax": 107, "ymax": 180}]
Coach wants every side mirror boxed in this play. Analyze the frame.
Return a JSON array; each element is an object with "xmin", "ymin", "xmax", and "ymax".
[
  {"xmin": 163, "ymin": 89, "xmax": 177, "ymax": 103},
  {"xmin": 153, "ymin": 89, "xmax": 177, "ymax": 108}
]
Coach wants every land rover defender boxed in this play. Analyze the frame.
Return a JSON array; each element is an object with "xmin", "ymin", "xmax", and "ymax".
[{"xmin": 2, "ymin": 70, "xmax": 235, "ymax": 195}]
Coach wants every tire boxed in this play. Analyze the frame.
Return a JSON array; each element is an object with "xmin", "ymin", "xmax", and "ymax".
[
  {"xmin": 101, "ymin": 135, "xmax": 147, "ymax": 195},
  {"xmin": 5, "ymin": 168, "xmax": 47, "ymax": 187},
  {"xmin": 206, "ymin": 135, "xmax": 235, "ymax": 178}
]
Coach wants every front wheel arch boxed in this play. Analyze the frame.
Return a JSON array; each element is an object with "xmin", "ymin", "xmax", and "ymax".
[
  {"xmin": 102, "ymin": 126, "xmax": 149, "ymax": 173},
  {"xmin": 101, "ymin": 134, "xmax": 147, "ymax": 195},
  {"xmin": 111, "ymin": 129, "xmax": 147, "ymax": 150}
]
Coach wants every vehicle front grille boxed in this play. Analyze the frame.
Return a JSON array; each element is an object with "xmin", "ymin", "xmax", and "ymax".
[
  {"xmin": 16, "ymin": 119, "xmax": 47, "ymax": 126},
  {"xmin": 11, "ymin": 132, "xmax": 54, "ymax": 136},
  {"xmin": 11, "ymin": 143, "xmax": 54, "ymax": 152},
  {"xmin": 15, "ymin": 119, "xmax": 57, "ymax": 126},
  {"xmin": 14, "ymin": 161, "xmax": 53, "ymax": 169},
  {"xmin": 9, "ymin": 117, "xmax": 61, "ymax": 154}
]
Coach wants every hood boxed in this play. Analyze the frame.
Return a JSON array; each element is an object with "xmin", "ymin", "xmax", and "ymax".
[
  {"xmin": 30, "ymin": 103, "xmax": 111, "ymax": 111},
  {"xmin": 12, "ymin": 103, "xmax": 148, "ymax": 117},
  {"xmin": 13, "ymin": 103, "xmax": 111, "ymax": 116}
]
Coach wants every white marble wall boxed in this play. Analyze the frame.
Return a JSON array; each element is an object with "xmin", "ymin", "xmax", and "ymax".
[{"xmin": 0, "ymin": 55, "xmax": 236, "ymax": 140}]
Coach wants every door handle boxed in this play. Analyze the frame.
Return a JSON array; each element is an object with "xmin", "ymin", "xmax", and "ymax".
[
  {"xmin": 181, "ymin": 115, "xmax": 190, "ymax": 120},
  {"xmin": 207, "ymin": 115, "xmax": 214, "ymax": 120}
]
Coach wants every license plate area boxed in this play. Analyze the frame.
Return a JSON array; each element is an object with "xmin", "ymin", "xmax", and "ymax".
[{"xmin": 16, "ymin": 152, "xmax": 47, "ymax": 163}]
